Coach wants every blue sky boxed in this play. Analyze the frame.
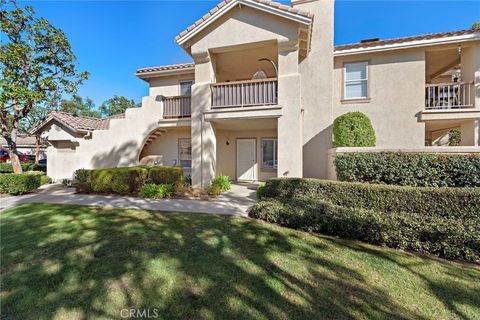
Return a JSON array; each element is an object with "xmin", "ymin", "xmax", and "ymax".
[{"xmin": 19, "ymin": 0, "xmax": 480, "ymax": 107}]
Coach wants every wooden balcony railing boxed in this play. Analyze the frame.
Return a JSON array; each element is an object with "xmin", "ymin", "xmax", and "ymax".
[
  {"xmin": 211, "ymin": 78, "xmax": 278, "ymax": 108},
  {"xmin": 163, "ymin": 96, "xmax": 191, "ymax": 118},
  {"xmin": 425, "ymin": 82, "xmax": 474, "ymax": 110}
]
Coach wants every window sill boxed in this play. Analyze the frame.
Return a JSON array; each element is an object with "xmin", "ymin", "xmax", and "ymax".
[{"xmin": 341, "ymin": 98, "xmax": 371, "ymax": 104}]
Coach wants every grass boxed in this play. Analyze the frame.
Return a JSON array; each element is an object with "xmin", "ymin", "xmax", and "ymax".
[{"xmin": 1, "ymin": 203, "xmax": 479, "ymax": 320}]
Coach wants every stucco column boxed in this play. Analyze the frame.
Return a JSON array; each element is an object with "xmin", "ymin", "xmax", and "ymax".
[
  {"xmin": 277, "ymin": 40, "xmax": 303, "ymax": 177},
  {"xmin": 191, "ymin": 52, "xmax": 217, "ymax": 187},
  {"xmin": 461, "ymin": 45, "xmax": 480, "ymax": 146}
]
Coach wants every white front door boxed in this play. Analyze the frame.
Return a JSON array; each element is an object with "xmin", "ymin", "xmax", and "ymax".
[{"xmin": 236, "ymin": 138, "xmax": 257, "ymax": 181}]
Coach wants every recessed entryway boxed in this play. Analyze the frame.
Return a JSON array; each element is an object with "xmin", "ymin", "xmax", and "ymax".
[{"xmin": 236, "ymin": 138, "xmax": 257, "ymax": 181}]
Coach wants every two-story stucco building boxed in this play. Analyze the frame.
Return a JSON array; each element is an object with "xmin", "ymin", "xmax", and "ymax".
[{"xmin": 33, "ymin": 0, "xmax": 480, "ymax": 186}]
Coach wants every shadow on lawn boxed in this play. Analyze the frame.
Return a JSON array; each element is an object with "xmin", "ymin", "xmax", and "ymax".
[{"xmin": 1, "ymin": 204, "xmax": 475, "ymax": 319}]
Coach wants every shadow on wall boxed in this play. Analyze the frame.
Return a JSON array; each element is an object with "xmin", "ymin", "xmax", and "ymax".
[
  {"xmin": 3, "ymin": 204, "xmax": 474, "ymax": 319},
  {"xmin": 302, "ymin": 124, "xmax": 332, "ymax": 178}
]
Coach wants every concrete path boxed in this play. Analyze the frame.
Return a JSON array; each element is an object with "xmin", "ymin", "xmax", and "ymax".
[{"xmin": 0, "ymin": 182, "xmax": 258, "ymax": 216}]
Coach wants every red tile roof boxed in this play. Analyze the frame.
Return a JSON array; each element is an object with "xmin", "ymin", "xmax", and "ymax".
[
  {"xmin": 31, "ymin": 111, "xmax": 125, "ymax": 134},
  {"xmin": 175, "ymin": 0, "xmax": 313, "ymax": 42},
  {"xmin": 335, "ymin": 29, "xmax": 478, "ymax": 51},
  {"xmin": 135, "ymin": 63, "xmax": 195, "ymax": 75}
]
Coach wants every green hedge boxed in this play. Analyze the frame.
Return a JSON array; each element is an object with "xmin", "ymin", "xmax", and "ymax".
[
  {"xmin": 250, "ymin": 178, "xmax": 480, "ymax": 261},
  {"xmin": 0, "ymin": 174, "xmax": 41, "ymax": 195},
  {"xmin": 262, "ymin": 178, "xmax": 479, "ymax": 218},
  {"xmin": 332, "ymin": 112, "xmax": 376, "ymax": 147},
  {"xmin": 91, "ymin": 167, "xmax": 148, "ymax": 195},
  {"xmin": 148, "ymin": 166, "xmax": 184, "ymax": 185},
  {"xmin": 0, "ymin": 162, "xmax": 47, "ymax": 173},
  {"xmin": 250, "ymin": 197, "xmax": 479, "ymax": 261},
  {"xmin": 80, "ymin": 166, "xmax": 184, "ymax": 195},
  {"xmin": 334, "ymin": 152, "xmax": 480, "ymax": 187}
]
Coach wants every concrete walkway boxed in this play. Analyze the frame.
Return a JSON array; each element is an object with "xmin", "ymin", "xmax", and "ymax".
[{"xmin": 0, "ymin": 183, "xmax": 258, "ymax": 216}]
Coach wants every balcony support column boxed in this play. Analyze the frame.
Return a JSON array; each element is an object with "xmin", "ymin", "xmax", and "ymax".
[
  {"xmin": 191, "ymin": 52, "xmax": 217, "ymax": 187},
  {"xmin": 460, "ymin": 45, "xmax": 480, "ymax": 146},
  {"xmin": 277, "ymin": 40, "xmax": 303, "ymax": 178}
]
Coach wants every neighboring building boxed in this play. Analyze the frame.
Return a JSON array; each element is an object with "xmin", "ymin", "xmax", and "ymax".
[
  {"xmin": 32, "ymin": 0, "xmax": 480, "ymax": 185},
  {"xmin": 0, "ymin": 135, "xmax": 47, "ymax": 160}
]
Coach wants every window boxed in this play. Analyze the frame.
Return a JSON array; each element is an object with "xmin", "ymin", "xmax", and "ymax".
[
  {"xmin": 262, "ymin": 138, "xmax": 277, "ymax": 169},
  {"xmin": 180, "ymin": 80, "xmax": 194, "ymax": 96},
  {"xmin": 178, "ymin": 138, "xmax": 191, "ymax": 168},
  {"xmin": 344, "ymin": 62, "xmax": 368, "ymax": 99}
]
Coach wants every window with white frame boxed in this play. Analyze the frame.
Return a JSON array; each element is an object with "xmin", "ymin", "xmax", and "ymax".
[
  {"xmin": 180, "ymin": 80, "xmax": 194, "ymax": 96},
  {"xmin": 178, "ymin": 138, "xmax": 191, "ymax": 168},
  {"xmin": 262, "ymin": 138, "xmax": 277, "ymax": 169},
  {"xmin": 344, "ymin": 62, "xmax": 368, "ymax": 99}
]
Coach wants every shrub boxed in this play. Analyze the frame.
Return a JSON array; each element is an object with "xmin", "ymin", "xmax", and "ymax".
[
  {"xmin": 148, "ymin": 166, "xmax": 184, "ymax": 185},
  {"xmin": 212, "ymin": 175, "xmax": 231, "ymax": 192},
  {"xmin": 250, "ymin": 197, "xmax": 480, "ymax": 261},
  {"xmin": 334, "ymin": 152, "xmax": 480, "ymax": 187},
  {"xmin": 74, "ymin": 169, "xmax": 92, "ymax": 193},
  {"xmin": 139, "ymin": 183, "xmax": 175, "ymax": 199},
  {"xmin": 207, "ymin": 184, "xmax": 223, "ymax": 196},
  {"xmin": 256, "ymin": 185, "xmax": 266, "ymax": 199},
  {"xmin": 40, "ymin": 175, "xmax": 52, "ymax": 185},
  {"xmin": 91, "ymin": 167, "xmax": 148, "ymax": 195},
  {"xmin": 448, "ymin": 129, "xmax": 461, "ymax": 146},
  {"xmin": 0, "ymin": 163, "xmax": 46, "ymax": 173},
  {"xmin": 261, "ymin": 178, "xmax": 479, "ymax": 218},
  {"xmin": 0, "ymin": 174, "xmax": 41, "ymax": 195},
  {"xmin": 332, "ymin": 112, "xmax": 376, "ymax": 147}
]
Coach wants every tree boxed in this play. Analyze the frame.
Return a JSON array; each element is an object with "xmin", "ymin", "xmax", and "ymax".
[
  {"xmin": 60, "ymin": 95, "xmax": 100, "ymax": 118},
  {"xmin": 100, "ymin": 95, "xmax": 140, "ymax": 117},
  {"xmin": 472, "ymin": 21, "xmax": 480, "ymax": 30},
  {"xmin": 0, "ymin": 1, "xmax": 88, "ymax": 173},
  {"xmin": 332, "ymin": 112, "xmax": 376, "ymax": 147}
]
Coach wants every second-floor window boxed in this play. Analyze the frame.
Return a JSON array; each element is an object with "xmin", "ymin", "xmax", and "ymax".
[
  {"xmin": 180, "ymin": 80, "xmax": 194, "ymax": 96},
  {"xmin": 344, "ymin": 62, "xmax": 368, "ymax": 99}
]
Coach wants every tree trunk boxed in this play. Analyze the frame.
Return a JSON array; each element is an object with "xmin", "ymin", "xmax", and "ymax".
[
  {"xmin": 35, "ymin": 134, "xmax": 41, "ymax": 164},
  {"xmin": 8, "ymin": 121, "xmax": 23, "ymax": 174}
]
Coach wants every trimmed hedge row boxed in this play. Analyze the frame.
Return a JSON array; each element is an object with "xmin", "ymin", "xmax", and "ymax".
[
  {"xmin": 262, "ymin": 178, "xmax": 479, "ymax": 218},
  {"xmin": 75, "ymin": 166, "xmax": 184, "ymax": 195},
  {"xmin": 250, "ymin": 197, "xmax": 480, "ymax": 261},
  {"xmin": 334, "ymin": 152, "xmax": 480, "ymax": 187},
  {"xmin": 0, "ymin": 162, "xmax": 47, "ymax": 173},
  {"xmin": 0, "ymin": 174, "xmax": 41, "ymax": 195},
  {"xmin": 250, "ymin": 178, "xmax": 480, "ymax": 261}
]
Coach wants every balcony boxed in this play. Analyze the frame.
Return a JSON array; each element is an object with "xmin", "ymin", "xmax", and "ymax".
[
  {"xmin": 211, "ymin": 78, "xmax": 278, "ymax": 108},
  {"xmin": 425, "ymin": 82, "xmax": 474, "ymax": 110},
  {"xmin": 163, "ymin": 96, "xmax": 191, "ymax": 119}
]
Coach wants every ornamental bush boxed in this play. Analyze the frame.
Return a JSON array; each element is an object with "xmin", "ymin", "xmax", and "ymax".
[
  {"xmin": 0, "ymin": 174, "xmax": 41, "ymax": 195},
  {"xmin": 250, "ymin": 197, "xmax": 480, "ymax": 261},
  {"xmin": 207, "ymin": 175, "xmax": 231, "ymax": 195},
  {"xmin": 334, "ymin": 152, "xmax": 480, "ymax": 187},
  {"xmin": 250, "ymin": 178, "xmax": 480, "ymax": 261},
  {"xmin": 0, "ymin": 163, "xmax": 46, "ymax": 173},
  {"xmin": 261, "ymin": 178, "xmax": 479, "ymax": 218},
  {"xmin": 74, "ymin": 168, "xmax": 92, "ymax": 193},
  {"xmin": 139, "ymin": 183, "xmax": 175, "ymax": 199},
  {"xmin": 90, "ymin": 167, "xmax": 148, "ymax": 195},
  {"xmin": 332, "ymin": 112, "xmax": 376, "ymax": 147},
  {"xmin": 148, "ymin": 166, "xmax": 184, "ymax": 185}
]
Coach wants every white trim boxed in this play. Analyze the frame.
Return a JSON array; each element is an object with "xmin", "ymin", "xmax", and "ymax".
[
  {"xmin": 135, "ymin": 67, "xmax": 195, "ymax": 80},
  {"xmin": 334, "ymin": 33, "xmax": 480, "ymax": 56},
  {"xmin": 176, "ymin": 0, "xmax": 312, "ymax": 46}
]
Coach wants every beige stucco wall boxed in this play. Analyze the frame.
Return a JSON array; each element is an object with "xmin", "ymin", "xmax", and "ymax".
[
  {"xmin": 149, "ymin": 73, "xmax": 195, "ymax": 97},
  {"xmin": 333, "ymin": 49, "xmax": 426, "ymax": 148},
  {"xmin": 216, "ymin": 129, "xmax": 277, "ymax": 181}
]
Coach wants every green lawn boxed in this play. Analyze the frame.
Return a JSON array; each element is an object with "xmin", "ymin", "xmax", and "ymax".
[{"xmin": 1, "ymin": 203, "xmax": 479, "ymax": 320}]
